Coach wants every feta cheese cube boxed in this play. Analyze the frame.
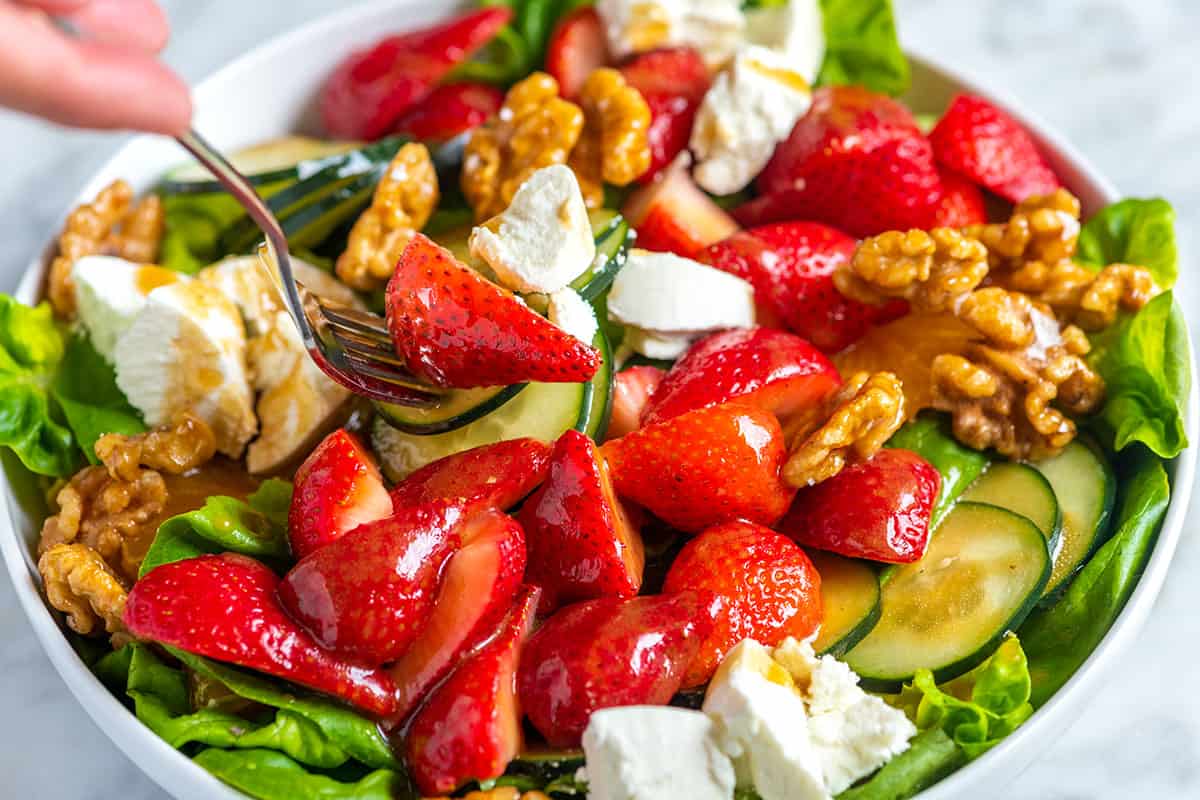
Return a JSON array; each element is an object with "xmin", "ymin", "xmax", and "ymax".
[
  {"xmin": 596, "ymin": 0, "xmax": 745, "ymax": 69},
  {"xmin": 691, "ymin": 45, "xmax": 815, "ymax": 195},
  {"xmin": 746, "ymin": 0, "xmax": 826, "ymax": 84},
  {"xmin": 71, "ymin": 256, "xmax": 185, "ymax": 361},
  {"xmin": 583, "ymin": 706, "xmax": 737, "ymax": 800},
  {"xmin": 469, "ymin": 165, "xmax": 595, "ymax": 294},
  {"xmin": 607, "ymin": 249, "xmax": 755, "ymax": 359},
  {"xmin": 114, "ymin": 281, "xmax": 257, "ymax": 458},
  {"xmin": 547, "ymin": 288, "xmax": 599, "ymax": 344}
]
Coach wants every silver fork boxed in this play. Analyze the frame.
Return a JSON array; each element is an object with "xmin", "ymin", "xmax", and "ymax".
[{"xmin": 176, "ymin": 129, "xmax": 441, "ymax": 406}]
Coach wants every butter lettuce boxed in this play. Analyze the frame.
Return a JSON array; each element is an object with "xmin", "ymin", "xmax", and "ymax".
[
  {"xmin": 1021, "ymin": 445, "xmax": 1170, "ymax": 706},
  {"xmin": 886, "ymin": 412, "xmax": 990, "ymax": 528},
  {"xmin": 835, "ymin": 729, "xmax": 965, "ymax": 800},
  {"xmin": 193, "ymin": 749, "xmax": 408, "ymax": 800},
  {"xmin": 818, "ymin": 0, "xmax": 910, "ymax": 96},
  {"xmin": 1077, "ymin": 197, "xmax": 1177, "ymax": 289},
  {"xmin": 1086, "ymin": 292, "xmax": 1189, "ymax": 459},
  {"xmin": 139, "ymin": 478, "xmax": 294, "ymax": 577},
  {"xmin": 0, "ymin": 296, "xmax": 79, "ymax": 476},
  {"xmin": 52, "ymin": 332, "xmax": 145, "ymax": 463}
]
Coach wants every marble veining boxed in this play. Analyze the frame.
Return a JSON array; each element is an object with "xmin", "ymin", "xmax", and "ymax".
[{"xmin": 0, "ymin": 1, "xmax": 1197, "ymax": 797}]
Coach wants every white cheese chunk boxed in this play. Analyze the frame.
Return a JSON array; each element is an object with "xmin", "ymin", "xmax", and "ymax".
[
  {"xmin": 469, "ymin": 165, "xmax": 595, "ymax": 294},
  {"xmin": 607, "ymin": 248, "xmax": 755, "ymax": 358},
  {"xmin": 71, "ymin": 256, "xmax": 185, "ymax": 362},
  {"xmin": 595, "ymin": 0, "xmax": 745, "ymax": 69},
  {"xmin": 114, "ymin": 281, "xmax": 257, "ymax": 458},
  {"xmin": 583, "ymin": 706, "xmax": 737, "ymax": 800},
  {"xmin": 691, "ymin": 45, "xmax": 814, "ymax": 195},
  {"xmin": 547, "ymin": 288, "xmax": 599, "ymax": 344},
  {"xmin": 704, "ymin": 640, "xmax": 828, "ymax": 800},
  {"xmin": 197, "ymin": 256, "xmax": 361, "ymax": 474},
  {"xmin": 745, "ymin": 0, "xmax": 826, "ymax": 84}
]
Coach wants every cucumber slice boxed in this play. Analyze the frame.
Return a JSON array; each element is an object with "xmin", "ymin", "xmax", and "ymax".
[
  {"xmin": 1032, "ymin": 439, "xmax": 1116, "ymax": 601},
  {"xmin": 160, "ymin": 136, "xmax": 362, "ymax": 194},
  {"xmin": 573, "ymin": 209, "xmax": 630, "ymax": 301},
  {"xmin": 371, "ymin": 330, "xmax": 613, "ymax": 480},
  {"xmin": 375, "ymin": 384, "xmax": 528, "ymax": 435},
  {"xmin": 808, "ymin": 552, "xmax": 881, "ymax": 658},
  {"xmin": 962, "ymin": 462, "xmax": 1062, "ymax": 555},
  {"xmin": 845, "ymin": 502, "xmax": 1050, "ymax": 690}
]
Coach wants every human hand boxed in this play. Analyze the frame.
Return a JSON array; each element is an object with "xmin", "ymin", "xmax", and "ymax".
[{"xmin": 0, "ymin": 0, "xmax": 191, "ymax": 134}]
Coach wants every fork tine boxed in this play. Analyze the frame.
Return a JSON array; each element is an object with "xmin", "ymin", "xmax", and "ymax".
[
  {"xmin": 331, "ymin": 328, "xmax": 409, "ymax": 366},
  {"xmin": 319, "ymin": 304, "xmax": 394, "ymax": 344},
  {"xmin": 341, "ymin": 351, "xmax": 439, "ymax": 390}
]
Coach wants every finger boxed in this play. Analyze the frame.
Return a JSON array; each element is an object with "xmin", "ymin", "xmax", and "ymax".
[
  {"xmin": 12, "ymin": 0, "xmax": 91, "ymax": 12},
  {"xmin": 0, "ymin": 6, "xmax": 191, "ymax": 134},
  {"xmin": 62, "ymin": 0, "xmax": 171, "ymax": 52}
]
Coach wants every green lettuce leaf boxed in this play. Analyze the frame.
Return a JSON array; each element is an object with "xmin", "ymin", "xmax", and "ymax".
[
  {"xmin": 139, "ymin": 478, "xmax": 294, "ymax": 577},
  {"xmin": 886, "ymin": 412, "xmax": 990, "ymax": 528},
  {"xmin": 894, "ymin": 637, "xmax": 1033, "ymax": 760},
  {"xmin": 159, "ymin": 192, "xmax": 252, "ymax": 274},
  {"xmin": 193, "ymin": 749, "xmax": 409, "ymax": 800},
  {"xmin": 1076, "ymin": 197, "xmax": 1177, "ymax": 289},
  {"xmin": 0, "ymin": 295, "xmax": 79, "ymax": 476},
  {"xmin": 456, "ymin": 0, "xmax": 591, "ymax": 86},
  {"xmin": 835, "ymin": 729, "xmax": 966, "ymax": 800},
  {"xmin": 817, "ymin": 0, "xmax": 910, "ymax": 96},
  {"xmin": 1086, "ymin": 292, "xmax": 1190, "ymax": 459},
  {"xmin": 51, "ymin": 332, "xmax": 145, "ymax": 463},
  {"xmin": 1021, "ymin": 445, "xmax": 1170, "ymax": 706}
]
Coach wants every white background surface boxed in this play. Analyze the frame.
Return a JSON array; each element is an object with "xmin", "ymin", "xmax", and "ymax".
[{"xmin": 0, "ymin": 1, "xmax": 1197, "ymax": 798}]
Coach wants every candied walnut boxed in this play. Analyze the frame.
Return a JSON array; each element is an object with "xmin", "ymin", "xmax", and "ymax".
[
  {"xmin": 569, "ymin": 68, "xmax": 652, "ymax": 207},
  {"xmin": 1075, "ymin": 263, "xmax": 1160, "ymax": 330},
  {"xmin": 836, "ymin": 228, "xmax": 988, "ymax": 313},
  {"xmin": 336, "ymin": 143, "xmax": 439, "ymax": 290},
  {"xmin": 95, "ymin": 412, "xmax": 217, "ymax": 482},
  {"xmin": 957, "ymin": 287, "xmax": 1036, "ymax": 349},
  {"xmin": 423, "ymin": 790, "xmax": 551, "ymax": 800},
  {"xmin": 967, "ymin": 189, "xmax": 1082, "ymax": 269},
  {"xmin": 108, "ymin": 194, "xmax": 166, "ymax": 264},
  {"xmin": 38, "ymin": 543, "xmax": 127, "ymax": 636},
  {"xmin": 48, "ymin": 180, "xmax": 135, "ymax": 317},
  {"xmin": 784, "ymin": 372, "xmax": 906, "ymax": 487},
  {"xmin": 462, "ymin": 72, "xmax": 585, "ymax": 220}
]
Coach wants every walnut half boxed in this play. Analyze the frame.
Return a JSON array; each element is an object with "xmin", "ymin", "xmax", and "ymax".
[
  {"xmin": 836, "ymin": 228, "xmax": 989, "ymax": 313},
  {"xmin": 38, "ymin": 543, "xmax": 128, "ymax": 637}
]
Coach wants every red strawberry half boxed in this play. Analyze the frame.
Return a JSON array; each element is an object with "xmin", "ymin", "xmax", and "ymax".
[
  {"xmin": 390, "ymin": 438, "xmax": 552, "ymax": 514},
  {"xmin": 519, "ymin": 430, "xmax": 644, "ymax": 613},
  {"xmin": 277, "ymin": 500, "xmax": 464, "ymax": 665},
  {"xmin": 928, "ymin": 93, "xmax": 1061, "ymax": 203},
  {"xmin": 605, "ymin": 365, "xmax": 665, "ymax": 440},
  {"xmin": 642, "ymin": 327, "xmax": 840, "ymax": 426},
  {"xmin": 933, "ymin": 167, "xmax": 988, "ymax": 227},
  {"xmin": 622, "ymin": 157, "xmax": 739, "ymax": 258},
  {"xmin": 545, "ymin": 7, "xmax": 611, "ymax": 99},
  {"xmin": 602, "ymin": 402, "xmax": 794, "ymax": 532},
  {"xmin": 779, "ymin": 448, "xmax": 940, "ymax": 563},
  {"xmin": 124, "ymin": 553, "xmax": 398, "ymax": 716},
  {"xmin": 745, "ymin": 86, "xmax": 943, "ymax": 237},
  {"xmin": 320, "ymin": 7, "xmax": 512, "ymax": 140},
  {"xmin": 392, "ymin": 81, "xmax": 504, "ymax": 142},
  {"xmin": 663, "ymin": 521, "xmax": 822, "ymax": 687},
  {"xmin": 619, "ymin": 48, "xmax": 711, "ymax": 181},
  {"xmin": 699, "ymin": 222, "xmax": 909, "ymax": 353},
  {"xmin": 406, "ymin": 585, "xmax": 540, "ymax": 795},
  {"xmin": 288, "ymin": 429, "xmax": 393, "ymax": 560},
  {"xmin": 386, "ymin": 234, "xmax": 600, "ymax": 388}
]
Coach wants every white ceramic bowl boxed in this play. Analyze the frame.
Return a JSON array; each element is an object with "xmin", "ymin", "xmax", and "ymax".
[{"xmin": 1, "ymin": 2, "xmax": 1195, "ymax": 798}]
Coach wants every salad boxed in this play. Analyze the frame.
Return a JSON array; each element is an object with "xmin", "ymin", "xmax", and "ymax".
[{"xmin": 2, "ymin": 0, "xmax": 1190, "ymax": 799}]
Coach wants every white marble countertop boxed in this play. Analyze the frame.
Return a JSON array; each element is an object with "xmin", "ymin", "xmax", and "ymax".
[{"xmin": 0, "ymin": 1, "xmax": 1197, "ymax": 798}]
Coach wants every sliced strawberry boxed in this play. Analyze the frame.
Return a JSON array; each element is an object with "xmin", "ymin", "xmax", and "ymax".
[
  {"xmin": 663, "ymin": 521, "xmax": 822, "ymax": 687},
  {"xmin": 642, "ymin": 328, "xmax": 840, "ymax": 426},
  {"xmin": 320, "ymin": 7, "xmax": 512, "ymax": 140},
  {"xmin": 517, "ymin": 592, "xmax": 715, "ymax": 747},
  {"xmin": 747, "ymin": 86, "xmax": 943, "ymax": 237},
  {"xmin": 779, "ymin": 448, "xmax": 940, "ymax": 563},
  {"xmin": 389, "ymin": 438, "xmax": 551, "ymax": 513},
  {"xmin": 928, "ymin": 93, "xmax": 1061, "ymax": 203},
  {"xmin": 699, "ymin": 222, "xmax": 909, "ymax": 353},
  {"xmin": 619, "ymin": 48, "xmax": 710, "ymax": 181},
  {"xmin": 124, "ymin": 553, "xmax": 398, "ymax": 715},
  {"xmin": 602, "ymin": 402, "xmax": 794, "ymax": 532},
  {"xmin": 622, "ymin": 158, "xmax": 739, "ymax": 258},
  {"xmin": 406, "ymin": 585, "xmax": 539, "ymax": 795},
  {"xmin": 545, "ymin": 7, "xmax": 611, "ymax": 99},
  {"xmin": 392, "ymin": 81, "xmax": 504, "ymax": 141},
  {"xmin": 605, "ymin": 365, "xmax": 665, "ymax": 440},
  {"xmin": 933, "ymin": 167, "xmax": 989, "ymax": 227},
  {"xmin": 519, "ymin": 430, "xmax": 644, "ymax": 613},
  {"xmin": 288, "ymin": 429, "xmax": 392, "ymax": 560},
  {"xmin": 278, "ymin": 500, "xmax": 464, "ymax": 665},
  {"xmin": 386, "ymin": 234, "xmax": 601, "ymax": 388},
  {"xmin": 385, "ymin": 509, "xmax": 526, "ymax": 726}
]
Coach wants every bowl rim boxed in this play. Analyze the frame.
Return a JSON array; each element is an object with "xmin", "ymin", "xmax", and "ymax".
[{"xmin": 1, "ymin": 3, "xmax": 1195, "ymax": 799}]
